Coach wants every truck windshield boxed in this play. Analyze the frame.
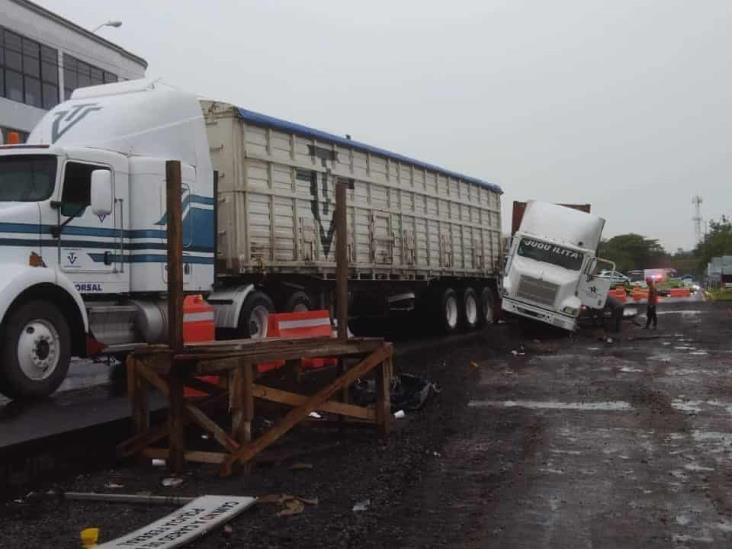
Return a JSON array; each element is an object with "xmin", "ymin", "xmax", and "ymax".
[
  {"xmin": 517, "ymin": 237, "xmax": 584, "ymax": 271},
  {"xmin": 0, "ymin": 155, "xmax": 57, "ymax": 202}
]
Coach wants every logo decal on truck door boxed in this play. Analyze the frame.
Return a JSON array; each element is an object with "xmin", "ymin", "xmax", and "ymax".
[{"xmin": 51, "ymin": 103, "xmax": 102, "ymax": 142}]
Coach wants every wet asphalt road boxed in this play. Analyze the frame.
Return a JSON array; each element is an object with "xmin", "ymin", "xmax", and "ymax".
[
  {"xmin": 2, "ymin": 295, "xmax": 730, "ymax": 549},
  {"xmin": 389, "ymin": 299, "xmax": 732, "ymax": 548}
]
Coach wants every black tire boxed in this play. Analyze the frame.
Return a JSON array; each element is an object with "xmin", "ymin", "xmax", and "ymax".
[
  {"xmin": 0, "ymin": 300, "xmax": 71, "ymax": 399},
  {"xmin": 237, "ymin": 291, "xmax": 275, "ymax": 339},
  {"xmin": 462, "ymin": 287, "xmax": 480, "ymax": 330},
  {"xmin": 480, "ymin": 287, "xmax": 498, "ymax": 325},
  {"xmin": 438, "ymin": 288, "xmax": 459, "ymax": 335},
  {"xmin": 284, "ymin": 291, "xmax": 311, "ymax": 312}
]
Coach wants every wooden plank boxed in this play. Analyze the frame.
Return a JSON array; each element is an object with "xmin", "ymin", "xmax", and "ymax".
[
  {"xmin": 186, "ymin": 340, "xmax": 384, "ymax": 373},
  {"xmin": 221, "ymin": 343, "xmax": 392, "ymax": 472},
  {"xmin": 184, "ymin": 403, "xmax": 239, "ymax": 453},
  {"xmin": 167, "ymin": 367, "xmax": 186, "ymax": 474},
  {"xmin": 251, "ymin": 384, "xmax": 375, "ymax": 421},
  {"xmin": 335, "ymin": 179, "xmax": 349, "ymax": 340},
  {"xmin": 117, "ymin": 392, "xmax": 229, "ymax": 458},
  {"xmin": 230, "ymin": 368, "xmax": 244, "ymax": 442},
  {"xmin": 127, "ymin": 356, "xmax": 149, "ymax": 436},
  {"xmin": 142, "ymin": 447, "xmax": 226, "ymax": 465},
  {"xmin": 166, "ymin": 160, "xmax": 184, "ymax": 352},
  {"xmin": 243, "ymin": 361, "xmax": 254, "ymax": 443},
  {"xmin": 375, "ymin": 356, "xmax": 393, "ymax": 435},
  {"xmin": 136, "ymin": 361, "xmax": 170, "ymax": 397}
]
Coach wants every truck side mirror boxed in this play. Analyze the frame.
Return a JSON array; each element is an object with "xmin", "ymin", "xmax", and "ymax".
[{"xmin": 90, "ymin": 170, "xmax": 113, "ymax": 217}]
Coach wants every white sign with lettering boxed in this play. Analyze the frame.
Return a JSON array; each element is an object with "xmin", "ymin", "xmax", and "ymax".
[{"xmin": 97, "ymin": 495, "xmax": 256, "ymax": 549}]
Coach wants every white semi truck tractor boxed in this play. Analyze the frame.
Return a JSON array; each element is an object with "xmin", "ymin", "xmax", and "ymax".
[
  {"xmin": 0, "ymin": 79, "xmax": 503, "ymax": 398},
  {"xmin": 501, "ymin": 201, "xmax": 615, "ymax": 331}
]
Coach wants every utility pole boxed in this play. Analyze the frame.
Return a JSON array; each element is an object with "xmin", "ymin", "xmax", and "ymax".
[{"xmin": 692, "ymin": 195, "xmax": 703, "ymax": 244}]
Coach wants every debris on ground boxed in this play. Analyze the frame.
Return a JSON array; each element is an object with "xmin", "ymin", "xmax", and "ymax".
[
  {"xmin": 469, "ymin": 361, "xmax": 480, "ymax": 369},
  {"xmin": 288, "ymin": 462, "xmax": 313, "ymax": 471},
  {"xmin": 352, "ymin": 498, "xmax": 371, "ymax": 512},
  {"xmin": 80, "ymin": 527, "xmax": 99, "ymax": 548},
  {"xmin": 258, "ymin": 494, "xmax": 318, "ymax": 517},
  {"xmin": 161, "ymin": 477, "xmax": 184, "ymax": 488},
  {"xmin": 104, "ymin": 483, "xmax": 124, "ymax": 490},
  {"xmin": 62, "ymin": 492, "xmax": 194, "ymax": 505},
  {"xmin": 350, "ymin": 373, "xmax": 437, "ymax": 412},
  {"xmin": 394, "ymin": 410, "xmax": 406, "ymax": 419},
  {"xmin": 151, "ymin": 459, "xmax": 165, "ymax": 467}
]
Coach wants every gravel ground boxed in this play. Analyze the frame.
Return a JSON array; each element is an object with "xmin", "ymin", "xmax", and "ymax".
[{"xmin": 1, "ymin": 299, "xmax": 731, "ymax": 548}]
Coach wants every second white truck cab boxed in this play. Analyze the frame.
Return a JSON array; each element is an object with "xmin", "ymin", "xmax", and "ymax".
[{"xmin": 501, "ymin": 201, "xmax": 614, "ymax": 331}]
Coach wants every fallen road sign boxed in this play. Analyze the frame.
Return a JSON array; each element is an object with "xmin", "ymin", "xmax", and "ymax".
[{"xmin": 97, "ymin": 495, "xmax": 256, "ymax": 548}]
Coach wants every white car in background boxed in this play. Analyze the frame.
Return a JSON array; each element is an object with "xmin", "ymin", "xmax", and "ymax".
[{"xmin": 598, "ymin": 270, "xmax": 631, "ymax": 287}]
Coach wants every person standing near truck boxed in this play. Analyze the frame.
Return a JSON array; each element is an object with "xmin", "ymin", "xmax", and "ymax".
[{"xmin": 645, "ymin": 278, "xmax": 658, "ymax": 329}]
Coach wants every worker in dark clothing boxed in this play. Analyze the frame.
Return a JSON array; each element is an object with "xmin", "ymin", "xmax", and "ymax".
[{"xmin": 644, "ymin": 278, "xmax": 658, "ymax": 329}]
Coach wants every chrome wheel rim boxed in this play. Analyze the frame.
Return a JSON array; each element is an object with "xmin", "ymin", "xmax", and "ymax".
[
  {"xmin": 248, "ymin": 305, "xmax": 270, "ymax": 339},
  {"xmin": 17, "ymin": 318, "xmax": 60, "ymax": 381}
]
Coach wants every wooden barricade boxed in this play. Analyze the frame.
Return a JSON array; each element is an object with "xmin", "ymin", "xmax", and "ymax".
[{"xmin": 118, "ymin": 336, "xmax": 393, "ymax": 476}]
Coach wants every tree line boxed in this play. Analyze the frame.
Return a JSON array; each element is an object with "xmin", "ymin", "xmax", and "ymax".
[{"xmin": 598, "ymin": 216, "xmax": 732, "ymax": 276}]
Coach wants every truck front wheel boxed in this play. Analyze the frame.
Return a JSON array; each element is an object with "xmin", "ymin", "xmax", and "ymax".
[{"xmin": 0, "ymin": 300, "xmax": 71, "ymax": 398}]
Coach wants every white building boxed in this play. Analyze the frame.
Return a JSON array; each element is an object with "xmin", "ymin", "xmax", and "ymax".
[{"xmin": 1, "ymin": 0, "xmax": 146, "ymax": 141}]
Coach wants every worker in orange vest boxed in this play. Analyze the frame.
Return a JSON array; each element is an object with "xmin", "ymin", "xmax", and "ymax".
[{"xmin": 644, "ymin": 278, "xmax": 658, "ymax": 329}]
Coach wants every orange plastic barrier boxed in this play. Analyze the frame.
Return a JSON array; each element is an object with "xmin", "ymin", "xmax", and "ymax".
[
  {"xmin": 669, "ymin": 287, "xmax": 691, "ymax": 298},
  {"xmin": 183, "ymin": 295, "xmax": 215, "ymax": 343},
  {"xmin": 258, "ymin": 310, "xmax": 338, "ymax": 373},
  {"xmin": 631, "ymin": 287, "xmax": 649, "ymax": 302},
  {"xmin": 608, "ymin": 288, "xmax": 627, "ymax": 303},
  {"xmin": 182, "ymin": 295, "xmax": 217, "ymax": 398}
]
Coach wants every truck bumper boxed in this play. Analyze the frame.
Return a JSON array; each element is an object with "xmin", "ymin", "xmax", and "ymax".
[{"xmin": 502, "ymin": 298, "xmax": 577, "ymax": 331}]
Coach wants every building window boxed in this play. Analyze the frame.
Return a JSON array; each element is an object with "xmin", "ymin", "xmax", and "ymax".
[
  {"xmin": 63, "ymin": 55, "xmax": 117, "ymax": 100},
  {"xmin": 0, "ymin": 26, "xmax": 59, "ymax": 110}
]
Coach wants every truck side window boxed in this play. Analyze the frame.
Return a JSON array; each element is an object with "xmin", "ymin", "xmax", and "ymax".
[{"xmin": 61, "ymin": 162, "xmax": 108, "ymax": 217}]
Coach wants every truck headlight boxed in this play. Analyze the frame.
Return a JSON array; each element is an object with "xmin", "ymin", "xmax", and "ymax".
[{"xmin": 562, "ymin": 306, "xmax": 578, "ymax": 316}]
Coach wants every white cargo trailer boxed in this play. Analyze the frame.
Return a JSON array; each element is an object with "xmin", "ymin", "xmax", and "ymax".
[{"xmin": 0, "ymin": 79, "xmax": 502, "ymax": 398}]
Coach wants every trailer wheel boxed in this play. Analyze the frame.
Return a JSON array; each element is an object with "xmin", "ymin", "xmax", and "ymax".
[
  {"xmin": 480, "ymin": 287, "xmax": 497, "ymax": 325},
  {"xmin": 284, "ymin": 291, "xmax": 311, "ymax": 312},
  {"xmin": 237, "ymin": 291, "xmax": 275, "ymax": 339},
  {"xmin": 0, "ymin": 300, "xmax": 71, "ymax": 398},
  {"xmin": 462, "ymin": 287, "xmax": 480, "ymax": 330},
  {"xmin": 439, "ymin": 288, "xmax": 460, "ymax": 334}
]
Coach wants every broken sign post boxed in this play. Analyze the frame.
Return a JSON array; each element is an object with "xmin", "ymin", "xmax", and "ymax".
[{"xmin": 96, "ymin": 495, "xmax": 255, "ymax": 548}]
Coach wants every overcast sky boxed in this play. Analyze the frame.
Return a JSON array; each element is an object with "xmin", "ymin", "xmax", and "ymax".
[{"xmin": 38, "ymin": 0, "xmax": 732, "ymax": 251}]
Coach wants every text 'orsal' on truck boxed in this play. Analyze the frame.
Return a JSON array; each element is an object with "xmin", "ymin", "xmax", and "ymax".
[
  {"xmin": 501, "ymin": 201, "xmax": 615, "ymax": 331},
  {"xmin": 0, "ymin": 78, "xmax": 503, "ymax": 398}
]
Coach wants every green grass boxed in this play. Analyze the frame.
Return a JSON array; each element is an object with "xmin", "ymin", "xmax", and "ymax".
[{"xmin": 707, "ymin": 289, "xmax": 732, "ymax": 301}]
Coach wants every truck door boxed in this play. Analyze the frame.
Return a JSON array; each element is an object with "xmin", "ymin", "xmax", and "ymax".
[
  {"xmin": 577, "ymin": 258, "xmax": 614, "ymax": 309},
  {"xmin": 160, "ymin": 181, "xmax": 193, "ymax": 285},
  {"xmin": 56, "ymin": 160, "xmax": 128, "ymax": 292}
]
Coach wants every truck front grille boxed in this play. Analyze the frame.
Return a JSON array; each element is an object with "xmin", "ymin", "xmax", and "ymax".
[{"xmin": 517, "ymin": 276, "xmax": 558, "ymax": 307}]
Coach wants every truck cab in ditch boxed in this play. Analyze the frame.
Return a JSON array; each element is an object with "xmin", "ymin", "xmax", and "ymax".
[{"xmin": 501, "ymin": 201, "xmax": 615, "ymax": 331}]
